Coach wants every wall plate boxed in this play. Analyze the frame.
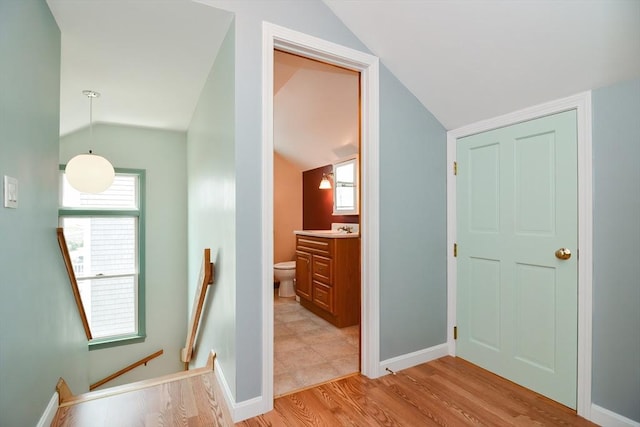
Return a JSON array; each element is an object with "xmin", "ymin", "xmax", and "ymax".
[{"xmin": 4, "ymin": 176, "xmax": 18, "ymax": 208}]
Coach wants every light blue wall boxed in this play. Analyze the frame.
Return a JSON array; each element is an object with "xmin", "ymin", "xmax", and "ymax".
[
  {"xmin": 592, "ymin": 78, "xmax": 640, "ymax": 422},
  {"xmin": 60, "ymin": 124, "xmax": 188, "ymax": 387},
  {"xmin": 379, "ymin": 64, "xmax": 447, "ymax": 359},
  {"xmin": 186, "ymin": 20, "xmax": 237, "ymax": 394},
  {"xmin": 0, "ymin": 1, "xmax": 89, "ymax": 425},
  {"xmin": 204, "ymin": 0, "xmax": 447, "ymax": 401}
]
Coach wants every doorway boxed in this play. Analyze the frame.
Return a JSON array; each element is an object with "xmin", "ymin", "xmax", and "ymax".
[
  {"xmin": 446, "ymin": 92, "xmax": 594, "ymax": 417},
  {"xmin": 272, "ymin": 50, "xmax": 361, "ymax": 396},
  {"xmin": 261, "ymin": 22, "xmax": 381, "ymax": 410}
]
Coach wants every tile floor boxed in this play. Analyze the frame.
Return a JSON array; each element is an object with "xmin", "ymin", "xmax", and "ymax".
[{"xmin": 274, "ymin": 294, "xmax": 359, "ymax": 396}]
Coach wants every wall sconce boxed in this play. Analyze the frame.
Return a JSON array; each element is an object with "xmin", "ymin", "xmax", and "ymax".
[
  {"xmin": 319, "ymin": 173, "xmax": 333, "ymax": 189},
  {"xmin": 65, "ymin": 90, "xmax": 115, "ymax": 194}
]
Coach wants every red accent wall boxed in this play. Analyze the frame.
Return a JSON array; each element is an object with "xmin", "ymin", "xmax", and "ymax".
[{"xmin": 303, "ymin": 164, "xmax": 359, "ymax": 230}]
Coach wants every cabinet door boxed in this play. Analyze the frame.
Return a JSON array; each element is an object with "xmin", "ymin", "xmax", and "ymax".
[{"xmin": 295, "ymin": 251, "xmax": 312, "ymax": 301}]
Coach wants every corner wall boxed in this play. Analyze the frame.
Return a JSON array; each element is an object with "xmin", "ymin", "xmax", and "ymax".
[
  {"xmin": 60, "ymin": 123, "xmax": 188, "ymax": 387},
  {"xmin": 0, "ymin": 2, "xmax": 89, "ymax": 425},
  {"xmin": 591, "ymin": 78, "xmax": 640, "ymax": 423},
  {"xmin": 302, "ymin": 165, "xmax": 359, "ymax": 230},
  {"xmin": 186, "ymin": 21, "xmax": 237, "ymax": 395}
]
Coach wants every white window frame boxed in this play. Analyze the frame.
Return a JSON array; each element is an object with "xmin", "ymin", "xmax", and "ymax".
[{"xmin": 333, "ymin": 156, "xmax": 359, "ymax": 215}]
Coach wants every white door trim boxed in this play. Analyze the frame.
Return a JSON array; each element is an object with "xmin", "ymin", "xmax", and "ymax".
[
  {"xmin": 446, "ymin": 92, "xmax": 593, "ymax": 419},
  {"xmin": 261, "ymin": 22, "xmax": 381, "ymax": 413}
]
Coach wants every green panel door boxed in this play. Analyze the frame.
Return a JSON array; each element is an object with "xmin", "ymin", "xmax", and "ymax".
[{"xmin": 457, "ymin": 110, "xmax": 578, "ymax": 408}]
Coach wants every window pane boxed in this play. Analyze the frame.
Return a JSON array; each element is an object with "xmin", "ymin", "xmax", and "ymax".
[
  {"xmin": 61, "ymin": 174, "xmax": 137, "ymax": 209},
  {"xmin": 61, "ymin": 217, "xmax": 136, "ymax": 277},
  {"xmin": 80, "ymin": 276, "xmax": 137, "ymax": 339},
  {"xmin": 336, "ymin": 186, "xmax": 355, "ymax": 210},
  {"xmin": 335, "ymin": 162, "xmax": 355, "ymax": 183}
]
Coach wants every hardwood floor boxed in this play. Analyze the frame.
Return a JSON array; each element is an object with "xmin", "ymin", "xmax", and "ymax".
[
  {"xmin": 240, "ymin": 356, "xmax": 596, "ymax": 426},
  {"xmin": 52, "ymin": 371, "xmax": 232, "ymax": 427},
  {"xmin": 51, "ymin": 356, "xmax": 596, "ymax": 426}
]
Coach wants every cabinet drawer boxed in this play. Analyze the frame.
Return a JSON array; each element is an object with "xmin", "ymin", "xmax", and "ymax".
[
  {"xmin": 313, "ymin": 281, "xmax": 334, "ymax": 314},
  {"xmin": 296, "ymin": 236, "xmax": 334, "ymax": 256},
  {"xmin": 312, "ymin": 255, "xmax": 332, "ymax": 284}
]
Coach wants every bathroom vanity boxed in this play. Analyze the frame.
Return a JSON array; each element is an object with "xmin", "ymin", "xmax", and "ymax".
[{"xmin": 294, "ymin": 230, "xmax": 360, "ymax": 328}]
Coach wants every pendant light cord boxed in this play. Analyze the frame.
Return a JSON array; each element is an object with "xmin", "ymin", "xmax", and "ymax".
[
  {"xmin": 89, "ymin": 92, "xmax": 93, "ymax": 154},
  {"xmin": 82, "ymin": 90, "xmax": 100, "ymax": 154}
]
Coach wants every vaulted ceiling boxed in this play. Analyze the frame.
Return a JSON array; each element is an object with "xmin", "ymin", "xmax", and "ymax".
[{"xmin": 47, "ymin": 0, "xmax": 640, "ymax": 168}]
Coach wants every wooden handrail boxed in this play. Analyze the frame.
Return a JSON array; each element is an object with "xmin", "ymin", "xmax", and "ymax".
[
  {"xmin": 56, "ymin": 227, "xmax": 92, "ymax": 340},
  {"xmin": 89, "ymin": 349, "xmax": 164, "ymax": 391},
  {"xmin": 181, "ymin": 248, "xmax": 215, "ymax": 368}
]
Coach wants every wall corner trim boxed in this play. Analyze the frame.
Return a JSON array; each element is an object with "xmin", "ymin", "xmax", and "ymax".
[
  {"xmin": 36, "ymin": 392, "xmax": 59, "ymax": 427},
  {"xmin": 379, "ymin": 343, "xmax": 449, "ymax": 375},
  {"xmin": 590, "ymin": 404, "xmax": 640, "ymax": 427}
]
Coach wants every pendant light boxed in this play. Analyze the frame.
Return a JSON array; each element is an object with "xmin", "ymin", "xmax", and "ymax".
[{"xmin": 65, "ymin": 90, "xmax": 115, "ymax": 194}]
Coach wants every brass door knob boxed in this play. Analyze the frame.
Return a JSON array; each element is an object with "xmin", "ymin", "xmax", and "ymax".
[{"xmin": 555, "ymin": 248, "xmax": 572, "ymax": 260}]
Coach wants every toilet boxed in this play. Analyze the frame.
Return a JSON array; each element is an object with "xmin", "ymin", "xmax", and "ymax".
[{"xmin": 274, "ymin": 261, "xmax": 296, "ymax": 297}]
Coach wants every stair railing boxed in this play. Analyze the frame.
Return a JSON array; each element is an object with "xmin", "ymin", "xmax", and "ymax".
[
  {"xmin": 181, "ymin": 248, "xmax": 215, "ymax": 369},
  {"xmin": 90, "ymin": 349, "xmax": 164, "ymax": 390},
  {"xmin": 56, "ymin": 228, "xmax": 92, "ymax": 340}
]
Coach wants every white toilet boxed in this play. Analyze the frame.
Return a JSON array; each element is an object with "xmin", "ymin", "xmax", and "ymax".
[{"xmin": 274, "ymin": 261, "xmax": 296, "ymax": 297}]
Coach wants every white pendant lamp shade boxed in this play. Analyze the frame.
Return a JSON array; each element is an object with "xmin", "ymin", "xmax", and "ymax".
[
  {"xmin": 65, "ymin": 89, "xmax": 115, "ymax": 194},
  {"xmin": 65, "ymin": 153, "xmax": 115, "ymax": 193}
]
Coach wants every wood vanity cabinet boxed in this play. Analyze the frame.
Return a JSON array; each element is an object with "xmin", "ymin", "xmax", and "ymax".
[{"xmin": 295, "ymin": 234, "xmax": 360, "ymax": 328}]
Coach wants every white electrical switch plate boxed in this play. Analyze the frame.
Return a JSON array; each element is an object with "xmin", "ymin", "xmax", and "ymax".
[{"xmin": 4, "ymin": 176, "xmax": 18, "ymax": 208}]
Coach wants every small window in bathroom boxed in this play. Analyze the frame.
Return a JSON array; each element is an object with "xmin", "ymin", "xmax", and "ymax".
[{"xmin": 333, "ymin": 157, "xmax": 358, "ymax": 215}]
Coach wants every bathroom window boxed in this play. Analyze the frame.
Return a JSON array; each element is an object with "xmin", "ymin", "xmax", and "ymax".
[
  {"xmin": 58, "ymin": 168, "xmax": 145, "ymax": 349},
  {"xmin": 333, "ymin": 157, "xmax": 358, "ymax": 215}
]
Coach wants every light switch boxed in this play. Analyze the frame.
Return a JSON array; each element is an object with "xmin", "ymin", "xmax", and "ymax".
[{"xmin": 4, "ymin": 176, "xmax": 18, "ymax": 208}]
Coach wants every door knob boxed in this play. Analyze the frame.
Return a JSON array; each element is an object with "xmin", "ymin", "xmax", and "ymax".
[{"xmin": 555, "ymin": 248, "xmax": 572, "ymax": 260}]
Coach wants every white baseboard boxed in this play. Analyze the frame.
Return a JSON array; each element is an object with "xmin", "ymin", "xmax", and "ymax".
[
  {"xmin": 37, "ymin": 392, "xmax": 58, "ymax": 427},
  {"xmin": 379, "ymin": 343, "xmax": 449, "ymax": 375},
  {"xmin": 214, "ymin": 358, "xmax": 268, "ymax": 422},
  {"xmin": 591, "ymin": 404, "xmax": 640, "ymax": 427}
]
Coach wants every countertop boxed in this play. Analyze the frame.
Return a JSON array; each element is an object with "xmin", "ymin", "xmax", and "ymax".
[{"xmin": 294, "ymin": 230, "xmax": 360, "ymax": 238}]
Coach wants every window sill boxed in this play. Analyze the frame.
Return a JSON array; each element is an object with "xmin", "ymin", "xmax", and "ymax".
[{"xmin": 89, "ymin": 333, "xmax": 146, "ymax": 351}]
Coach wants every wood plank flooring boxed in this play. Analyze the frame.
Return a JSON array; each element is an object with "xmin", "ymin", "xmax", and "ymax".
[
  {"xmin": 51, "ymin": 356, "xmax": 596, "ymax": 426},
  {"xmin": 52, "ymin": 371, "xmax": 232, "ymax": 427},
  {"xmin": 240, "ymin": 356, "xmax": 596, "ymax": 426}
]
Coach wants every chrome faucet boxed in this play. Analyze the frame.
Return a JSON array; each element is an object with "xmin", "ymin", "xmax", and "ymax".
[{"xmin": 337, "ymin": 226, "xmax": 354, "ymax": 234}]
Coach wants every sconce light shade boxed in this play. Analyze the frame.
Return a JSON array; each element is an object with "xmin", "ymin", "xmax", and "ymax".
[
  {"xmin": 319, "ymin": 174, "xmax": 332, "ymax": 189},
  {"xmin": 65, "ymin": 153, "xmax": 115, "ymax": 193}
]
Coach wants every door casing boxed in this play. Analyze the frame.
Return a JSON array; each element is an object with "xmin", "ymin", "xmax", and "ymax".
[
  {"xmin": 446, "ymin": 92, "xmax": 593, "ymax": 418},
  {"xmin": 261, "ymin": 22, "xmax": 381, "ymax": 415}
]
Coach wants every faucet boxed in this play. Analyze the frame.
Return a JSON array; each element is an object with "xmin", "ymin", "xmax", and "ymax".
[{"xmin": 337, "ymin": 226, "xmax": 353, "ymax": 234}]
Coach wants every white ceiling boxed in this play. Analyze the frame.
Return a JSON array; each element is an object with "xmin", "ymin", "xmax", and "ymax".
[
  {"xmin": 46, "ymin": 0, "xmax": 233, "ymax": 136},
  {"xmin": 324, "ymin": 0, "xmax": 640, "ymax": 129},
  {"xmin": 47, "ymin": 0, "xmax": 640, "ymax": 143},
  {"xmin": 274, "ymin": 51, "xmax": 359, "ymax": 171}
]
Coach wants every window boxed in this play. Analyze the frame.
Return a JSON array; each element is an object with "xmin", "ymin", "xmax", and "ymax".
[
  {"xmin": 333, "ymin": 157, "xmax": 359, "ymax": 215},
  {"xmin": 59, "ymin": 169, "xmax": 145, "ymax": 349}
]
